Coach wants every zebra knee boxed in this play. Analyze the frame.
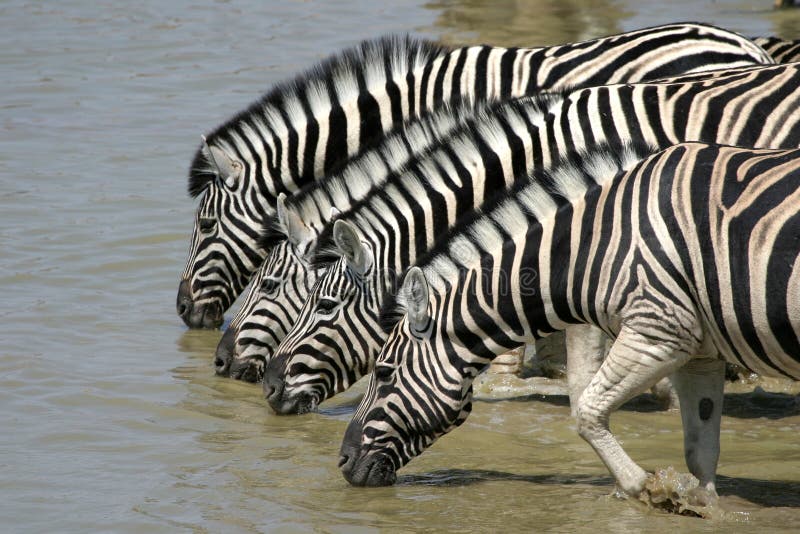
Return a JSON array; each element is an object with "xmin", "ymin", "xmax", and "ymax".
[{"xmin": 575, "ymin": 403, "xmax": 606, "ymax": 442}]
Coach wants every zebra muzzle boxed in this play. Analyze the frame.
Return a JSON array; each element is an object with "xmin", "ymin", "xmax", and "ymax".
[
  {"xmin": 339, "ymin": 420, "xmax": 397, "ymax": 487},
  {"xmin": 176, "ymin": 279, "xmax": 224, "ymax": 329},
  {"xmin": 214, "ymin": 326, "xmax": 238, "ymax": 376}
]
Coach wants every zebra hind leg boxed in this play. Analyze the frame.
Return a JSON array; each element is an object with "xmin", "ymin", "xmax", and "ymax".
[
  {"xmin": 565, "ymin": 325, "xmax": 678, "ymax": 413},
  {"xmin": 670, "ymin": 357, "xmax": 725, "ymax": 504},
  {"xmin": 575, "ymin": 326, "xmax": 694, "ymax": 498}
]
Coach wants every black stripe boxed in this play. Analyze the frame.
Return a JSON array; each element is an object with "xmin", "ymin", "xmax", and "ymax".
[
  {"xmin": 298, "ymin": 90, "xmax": 319, "ymax": 181},
  {"xmin": 324, "ymin": 79, "xmax": 349, "ymax": 175},
  {"xmin": 432, "ymin": 53, "xmax": 450, "ymax": 107},
  {"xmin": 499, "ymin": 48, "xmax": 516, "ymax": 98},
  {"xmin": 449, "ymin": 49, "xmax": 468, "ymax": 106},
  {"xmin": 473, "ymin": 46, "xmax": 491, "ymax": 102}
]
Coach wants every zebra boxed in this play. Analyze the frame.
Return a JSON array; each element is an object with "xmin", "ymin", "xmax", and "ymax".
[
  {"xmin": 176, "ymin": 24, "xmax": 772, "ymax": 328},
  {"xmin": 754, "ymin": 36, "xmax": 800, "ymax": 63},
  {"xmin": 260, "ymin": 61, "xmax": 800, "ymax": 415},
  {"xmin": 216, "ymin": 33, "xmax": 780, "ymax": 379},
  {"xmin": 337, "ymin": 141, "xmax": 800, "ymax": 509},
  {"xmin": 214, "ymin": 104, "xmax": 475, "ymax": 379}
]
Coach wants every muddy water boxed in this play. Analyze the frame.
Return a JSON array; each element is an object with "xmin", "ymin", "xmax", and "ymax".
[{"xmin": 1, "ymin": 0, "xmax": 799, "ymax": 531}]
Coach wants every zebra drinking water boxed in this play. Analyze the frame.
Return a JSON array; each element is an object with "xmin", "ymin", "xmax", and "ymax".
[
  {"xmin": 338, "ymin": 141, "xmax": 800, "ymax": 511},
  {"xmin": 177, "ymin": 24, "xmax": 771, "ymax": 328},
  {"xmin": 261, "ymin": 61, "xmax": 800, "ymax": 414},
  {"xmin": 214, "ymin": 104, "xmax": 475, "ymax": 379}
]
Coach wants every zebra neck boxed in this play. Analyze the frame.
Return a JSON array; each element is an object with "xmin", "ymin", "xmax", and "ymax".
[
  {"xmin": 423, "ymin": 197, "xmax": 597, "ymax": 366},
  {"xmin": 285, "ymin": 108, "xmax": 472, "ymax": 243}
]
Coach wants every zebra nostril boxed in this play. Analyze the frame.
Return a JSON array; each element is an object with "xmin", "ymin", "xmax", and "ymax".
[
  {"xmin": 338, "ymin": 454, "xmax": 349, "ymax": 468},
  {"xmin": 214, "ymin": 357, "xmax": 225, "ymax": 369},
  {"xmin": 177, "ymin": 280, "xmax": 194, "ymax": 319}
]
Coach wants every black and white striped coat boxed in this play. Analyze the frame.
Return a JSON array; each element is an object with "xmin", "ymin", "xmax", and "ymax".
[
  {"xmin": 261, "ymin": 61, "xmax": 800, "ymax": 415},
  {"xmin": 754, "ymin": 36, "xmax": 800, "ymax": 63},
  {"xmin": 214, "ymin": 104, "xmax": 473, "ymax": 379},
  {"xmin": 338, "ymin": 142, "xmax": 800, "ymax": 504},
  {"xmin": 177, "ymin": 24, "xmax": 771, "ymax": 328}
]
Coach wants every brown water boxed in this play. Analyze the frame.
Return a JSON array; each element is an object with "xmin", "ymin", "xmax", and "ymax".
[{"xmin": 2, "ymin": 0, "xmax": 799, "ymax": 531}]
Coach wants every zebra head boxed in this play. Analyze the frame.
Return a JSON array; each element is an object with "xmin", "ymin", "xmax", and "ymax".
[
  {"xmin": 178, "ymin": 136, "xmax": 267, "ymax": 329},
  {"xmin": 339, "ymin": 267, "xmax": 475, "ymax": 486},
  {"xmin": 263, "ymin": 220, "xmax": 387, "ymax": 415},
  {"xmin": 215, "ymin": 199, "xmax": 325, "ymax": 382}
]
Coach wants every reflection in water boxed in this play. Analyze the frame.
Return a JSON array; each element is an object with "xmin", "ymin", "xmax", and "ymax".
[{"xmin": 423, "ymin": 0, "xmax": 630, "ymax": 46}]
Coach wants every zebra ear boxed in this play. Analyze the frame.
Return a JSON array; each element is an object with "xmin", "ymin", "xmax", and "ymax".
[
  {"xmin": 277, "ymin": 193, "xmax": 311, "ymax": 246},
  {"xmin": 333, "ymin": 220, "xmax": 372, "ymax": 275},
  {"xmin": 202, "ymin": 135, "xmax": 242, "ymax": 189},
  {"xmin": 403, "ymin": 267, "xmax": 429, "ymax": 331}
]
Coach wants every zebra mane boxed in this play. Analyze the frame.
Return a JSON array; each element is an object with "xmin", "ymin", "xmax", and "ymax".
[
  {"xmin": 188, "ymin": 141, "xmax": 219, "ymax": 197},
  {"xmin": 281, "ymin": 101, "xmax": 470, "ymax": 229},
  {"xmin": 310, "ymin": 223, "xmax": 345, "ymax": 269},
  {"xmin": 258, "ymin": 214, "xmax": 287, "ymax": 252},
  {"xmin": 378, "ymin": 284, "xmax": 410, "ymax": 333},
  {"xmin": 187, "ymin": 34, "xmax": 452, "ymax": 198},
  {"xmin": 308, "ymin": 93, "xmax": 569, "ymax": 271},
  {"xmin": 377, "ymin": 140, "xmax": 658, "ymax": 328}
]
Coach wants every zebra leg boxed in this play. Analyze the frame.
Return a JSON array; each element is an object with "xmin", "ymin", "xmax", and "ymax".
[
  {"xmin": 671, "ymin": 357, "xmax": 725, "ymax": 502},
  {"xmin": 650, "ymin": 376, "xmax": 679, "ymax": 410},
  {"xmin": 565, "ymin": 325, "xmax": 608, "ymax": 417},
  {"xmin": 576, "ymin": 326, "xmax": 693, "ymax": 497},
  {"xmin": 566, "ymin": 326, "xmax": 678, "ymax": 412}
]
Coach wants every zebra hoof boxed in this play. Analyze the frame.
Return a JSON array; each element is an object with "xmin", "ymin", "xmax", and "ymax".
[{"xmin": 637, "ymin": 467, "xmax": 717, "ymax": 517}]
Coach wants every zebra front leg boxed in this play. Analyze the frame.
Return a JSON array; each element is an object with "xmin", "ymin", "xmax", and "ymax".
[
  {"xmin": 565, "ymin": 325, "xmax": 608, "ymax": 417},
  {"xmin": 576, "ymin": 326, "xmax": 694, "ymax": 497},
  {"xmin": 671, "ymin": 357, "xmax": 725, "ymax": 503}
]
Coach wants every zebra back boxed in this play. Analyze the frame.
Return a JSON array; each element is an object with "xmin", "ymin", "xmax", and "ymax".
[{"xmin": 753, "ymin": 36, "xmax": 800, "ymax": 63}]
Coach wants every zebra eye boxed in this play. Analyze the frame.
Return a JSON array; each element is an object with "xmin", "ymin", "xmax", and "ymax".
[
  {"xmin": 315, "ymin": 298, "xmax": 338, "ymax": 315},
  {"xmin": 260, "ymin": 278, "xmax": 280, "ymax": 295},
  {"xmin": 374, "ymin": 363, "xmax": 395, "ymax": 382},
  {"xmin": 198, "ymin": 217, "xmax": 216, "ymax": 234}
]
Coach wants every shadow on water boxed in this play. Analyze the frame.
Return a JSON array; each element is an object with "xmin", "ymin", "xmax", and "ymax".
[
  {"xmin": 487, "ymin": 392, "xmax": 669, "ymax": 412},
  {"xmin": 398, "ymin": 468, "xmax": 614, "ymax": 487},
  {"xmin": 716, "ymin": 475, "xmax": 800, "ymax": 509},
  {"xmin": 721, "ymin": 389, "xmax": 800, "ymax": 419},
  {"xmin": 480, "ymin": 389, "xmax": 800, "ymax": 418},
  {"xmin": 396, "ymin": 469, "xmax": 800, "ymax": 509}
]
